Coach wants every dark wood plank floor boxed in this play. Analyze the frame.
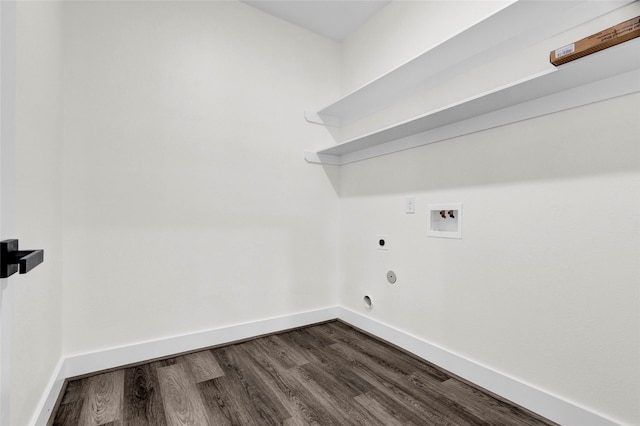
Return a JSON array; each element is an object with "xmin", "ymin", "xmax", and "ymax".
[{"xmin": 50, "ymin": 321, "xmax": 556, "ymax": 426}]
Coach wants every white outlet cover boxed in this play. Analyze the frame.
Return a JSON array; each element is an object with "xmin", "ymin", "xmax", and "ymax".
[
  {"xmin": 405, "ymin": 196, "xmax": 416, "ymax": 214},
  {"xmin": 428, "ymin": 203, "xmax": 462, "ymax": 239},
  {"xmin": 377, "ymin": 235, "xmax": 388, "ymax": 250}
]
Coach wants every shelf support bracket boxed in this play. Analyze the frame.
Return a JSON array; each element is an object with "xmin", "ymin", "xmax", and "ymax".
[{"xmin": 304, "ymin": 111, "xmax": 341, "ymax": 128}]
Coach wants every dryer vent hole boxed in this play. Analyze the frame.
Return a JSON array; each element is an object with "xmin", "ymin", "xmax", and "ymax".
[{"xmin": 363, "ymin": 295, "xmax": 372, "ymax": 309}]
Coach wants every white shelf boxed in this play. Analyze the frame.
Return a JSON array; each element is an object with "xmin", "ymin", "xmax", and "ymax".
[
  {"xmin": 305, "ymin": 0, "xmax": 635, "ymax": 127},
  {"xmin": 305, "ymin": 38, "xmax": 640, "ymax": 166}
]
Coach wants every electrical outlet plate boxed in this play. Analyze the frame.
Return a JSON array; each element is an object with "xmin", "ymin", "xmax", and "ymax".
[
  {"xmin": 377, "ymin": 235, "xmax": 388, "ymax": 250},
  {"xmin": 428, "ymin": 203, "xmax": 462, "ymax": 239},
  {"xmin": 405, "ymin": 196, "xmax": 416, "ymax": 214}
]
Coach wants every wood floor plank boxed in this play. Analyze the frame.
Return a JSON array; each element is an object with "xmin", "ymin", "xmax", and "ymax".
[
  {"xmin": 240, "ymin": 336, "xmax": 376, "ymax": 425},
  {"xmin": 193, "ymin": 379, "xmax": 234, "ymax": 426},
  {"xmin": 52, "ymin": 400, "xmax": 83, "ymax": 426},
  {"xmin": 293, "ymin": 326, "xmax": 337, "ymax": 347},
  {"xmin": 60, "ymin": 378, "xmax": 89, "ymax": 405},
  {"xmin": 282, "ymin": 362, "xmax": 382, "ymax": 425},
  {"xmin": 297, "ymin": 356, "xmax": 371, "ymax": 399},
  {"xmin": 330, "ymin": 342, "xmax": 481, "ymax": 426},
  {"xmin": 280, "ymin": 327, "xmax": 337, "ymax": 365},
  {"xmin": 279, "ymin": 330, "xmax": 373, "ymax": 397},
  {"xmin": 361, "ymin": 386, "xmax": 445, "ymax": 426},
  {"xmin": 224, "ymin": 343, "xmax": 294, "ymax": 423},
  {"xmin": 212, "ymin": 345, "xmax": 291, "ymax": 425},
  {"xmin": 77, "ymin": 370, "xmax": 125, "ymax": 426},
  {"xmin": 325, "ymin": 321, "xmax": 451, "ymax": 382},
  {"xmin": 254, "ymin": 334, "xmax": 311, "ymax": 369},
  {"xmin": 122, "ymin": 363, "xmax": 167, "ymax": 426},
  {"xmin": 234, "ymin": 340, "xmax": 339, "ymax": 425},
  {"xmin": 157, "ymin": 362, "xmax": 210, "ymax": 426},
  {"xmin": 51, "ymin": 320, "xmax": 556, "ymax": 426},
  {"xmin": 440, "ymin": 378, "xmax": 553, "ymax": 426},
  {"xmin": 181, "ymin": 350, "xmax": 224, "ymax": 383},
  {"xmin": 353, "ymin": 392, "xmax": 416, "ymax": 426},
  {"xmin": 255, "ymin": 330, "xmax": 380, "ymax": 425},
  {"xmin": 198, "ymin": 375, "xmax": 262, "ymax": 425}
]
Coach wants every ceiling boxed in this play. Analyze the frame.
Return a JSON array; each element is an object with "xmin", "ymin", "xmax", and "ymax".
[{"xmin": 240, "ymin": 0, "xmax": 391, "ymax": 42}]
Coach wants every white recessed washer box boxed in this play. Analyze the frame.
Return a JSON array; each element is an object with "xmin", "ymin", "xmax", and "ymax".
[{"xmin": 428, "ymin": 203, "xmax": 462, "ymax": 239}]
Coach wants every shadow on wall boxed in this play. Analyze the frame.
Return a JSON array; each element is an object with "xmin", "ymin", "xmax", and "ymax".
[{"xmin": 330, "ymin": 94, "xmax": 639, "ymax": 197}]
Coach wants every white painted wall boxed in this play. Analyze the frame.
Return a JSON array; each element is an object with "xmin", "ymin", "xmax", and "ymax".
[
  {"xmin": 10, "ymin": 1, "xmax": 640, "ymax": 424},
  {"xmin": 12, "ymin": 2, "xmax": 64, "ymax": 425},
  {"xmin": 60, "ymin": 1, "xmax": 341, "ymax": 356},
  {"xmin": 338, "ymin": 2, "xmax": 640, "ymax": 425},
  {"xmin": 340, "ymin": 0, "xmax": 512, "ymax": 94},
  {"xmin": 340, "ymin": 1, "xmax": 640, "ymax": 141},
  {"xmin": 0, "ymin": 2, "xmax": 17, "ymax": 423}
]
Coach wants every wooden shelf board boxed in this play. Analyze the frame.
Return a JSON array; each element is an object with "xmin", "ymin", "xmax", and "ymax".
[
  {"xmin": 306, "ymin": 38, "xmax": 640, "ymax": 166},
  {"xmin": 308, "ymin": 0, "xmax": 634, "ymax": 127}
]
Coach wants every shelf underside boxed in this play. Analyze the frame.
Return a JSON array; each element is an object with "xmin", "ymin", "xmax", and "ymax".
[
  {"xmin": 305, "ymin": 38, "xmax": 640, "ymax": 166},
  {"xmin": 307, "ymin": 0, "xmax": 635, "ymax": 127}
]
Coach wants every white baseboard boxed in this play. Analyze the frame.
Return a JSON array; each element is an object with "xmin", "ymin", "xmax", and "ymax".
[
  {"xmin": 62, "ymin": 306, "xmax": 339, "ymax": 380},
  {"xmin": 34, "ymin": 305, "xmax": 620, "ymax": 426},
  {"xmin": 33, "ymin": 306, "xmax": 339, "ymax": 425},
  {"xmin": 31, "ymin": 359, "xmax": 65, "ymax": 426},
  {"xmin": 336, "ymin": 306, "xmax": 620, "ymax": 426}
]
